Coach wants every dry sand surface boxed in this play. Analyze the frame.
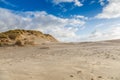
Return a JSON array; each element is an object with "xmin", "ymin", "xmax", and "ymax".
[{"xmin": 0, "ymin": 41, "xmax": 120, "ymax": 80}]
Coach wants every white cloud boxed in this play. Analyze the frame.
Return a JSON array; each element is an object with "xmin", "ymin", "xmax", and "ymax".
[
  {"xmin": 73, "ymin": 15, "xmax": 88, "ymax": 20},
  {"xmin": 52, "ymin": 0, "xmax": 83, "ymax": 7},
  {"xmin": 0, "ymin": 8, "xmax": 86, "ymax": 42},
  {"xmin": 99, "ymin": 0, "xmax": 105, "ymax": 6},
  {"xmin": 96, "ymin": 0, "xmax": 120, "ymax": 19}
]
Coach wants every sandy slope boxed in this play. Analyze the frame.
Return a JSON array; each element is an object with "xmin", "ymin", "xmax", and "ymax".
[{"xmin": 0, "ymin": 42, "xmax": 120, "ymax": 80}]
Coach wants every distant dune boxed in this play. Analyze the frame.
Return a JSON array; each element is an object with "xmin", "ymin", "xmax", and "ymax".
[{"xmin": 0, "ymin": 29, "xmax": 58, "ymax": 46}]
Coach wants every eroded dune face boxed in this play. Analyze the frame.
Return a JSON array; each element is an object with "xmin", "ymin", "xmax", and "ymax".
[
  {"xmin": 0, "ymin": 41, "xmax": 120, "ymax": 80},
  {"xmin": 0, "ymin": 29, "xmax": 58, "ymax": 46}
]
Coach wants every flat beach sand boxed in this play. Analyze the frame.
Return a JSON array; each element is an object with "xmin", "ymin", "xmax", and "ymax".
[{"xmin": 0, "ymin": 42, "xmax": 120, "ymax": 80}]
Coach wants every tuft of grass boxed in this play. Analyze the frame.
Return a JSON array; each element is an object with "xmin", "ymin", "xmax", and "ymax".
[
  {"xmin": 24, "ymin": 40, "xmax": 35, "ymax": 45},
  {"xmin": 0, "ymin": 34, "xmax": 8, "ymax": 39},
  {"xmin": 26, "ymin": 30, "xmax": 43, "ymax": 37},
  {"xmin": 44, "ymin": 34, "xmax": 57, "ymax": 42},
  {"xmin": 15, "ymin": 40, "xmax": 24, "ymax": 46},
  {"xmin": 8, "ymin": 33, "xmax": 20, "ymax": 40},
  {"xmin": 40, "ymin": 46, "xmax": 50, "ymax": 49},
  {"xmin": 0, "ymin": 42, "xmax": 3, "ymax": 47},
  {"xmin": 0, "ymin": 41, "xmax": 11, "ymax": 47},
  {"xmin": 5, "ymin": 29, "xmax": 24, "ymax": 34}
]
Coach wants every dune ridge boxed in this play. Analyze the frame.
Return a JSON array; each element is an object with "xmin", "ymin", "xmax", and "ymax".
[{"xmin": 0, "ymin": 29, "xmax": 58, "ymax": 46}]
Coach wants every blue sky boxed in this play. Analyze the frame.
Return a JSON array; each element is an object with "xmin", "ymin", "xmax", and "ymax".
[
  {"xmin": 0, "ymin": 0, "xmax": 120, "ymax": 42},
  {"xmin": 0, "ymin": 0, "xmax": 106, "ymax": 17}
]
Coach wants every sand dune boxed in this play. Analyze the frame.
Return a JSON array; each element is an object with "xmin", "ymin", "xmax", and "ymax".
[{"xmin": 0, "ymin": 41, "xmax": 120, "ymax": 80}]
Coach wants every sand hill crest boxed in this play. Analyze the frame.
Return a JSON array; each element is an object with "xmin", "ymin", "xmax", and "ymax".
[{"xmin": 0, "ymin": 29, "xmax": 58, "ymax": 46}]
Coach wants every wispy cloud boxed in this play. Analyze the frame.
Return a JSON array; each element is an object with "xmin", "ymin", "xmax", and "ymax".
[
  {"xmin": 90, "ymin": 0, "xmax": 95, "ymax": 5},
  {"xmin": 0, "ymin": 0, "xmax": 16, "ymax": 7},
  {"xmin": 89, "ymin": 26, "xmax": 120, "ymax": 41},
  {"xmin": 81, "ymin": 20, "xmax": 120, "ymax": 42},
  {"xmin": 52, "ymin": 0, "xmax": 83, "ymax": 7}
]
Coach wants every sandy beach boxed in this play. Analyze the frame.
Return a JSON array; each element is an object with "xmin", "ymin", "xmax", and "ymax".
[
  {"xmin": 0, "ymin": 41, "xmax": 120, "ymax": 80},
  {"xmin": 0, "ymin": 0, "xmax": 120, "ymax": 79}
]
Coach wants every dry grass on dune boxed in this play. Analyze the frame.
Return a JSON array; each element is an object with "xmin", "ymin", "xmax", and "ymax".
[{"xmin": 0, "ymin": 29, "xmax": 58, "ymax": 46}]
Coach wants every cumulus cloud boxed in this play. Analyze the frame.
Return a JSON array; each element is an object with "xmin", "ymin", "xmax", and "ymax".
[
  {"xmin": 52, "ymin": 0, "xmax": 83, "ymax": 7},
  {"xmin": 96, "ymin": 0, "xmax": 120, "ymax": 19},
  {"xmin": 0, "ymin": 8, "xmax": 86, "ymax": 42}
]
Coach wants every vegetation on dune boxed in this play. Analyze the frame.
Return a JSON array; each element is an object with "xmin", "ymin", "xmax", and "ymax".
[
  {"xmin": 0, "ymin": 29, "xmax": 58, "ymax": 47},
  {"xmin": 44, "ymin": 34, "xmax": 57, "ymax": 42},
  {"xmin": 15, "ymin": 40, "xmax": 24, "ymax": 46},
  {"xmin": 0, "ymin": 33, "xmax": 8, "ymax": 39}
]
